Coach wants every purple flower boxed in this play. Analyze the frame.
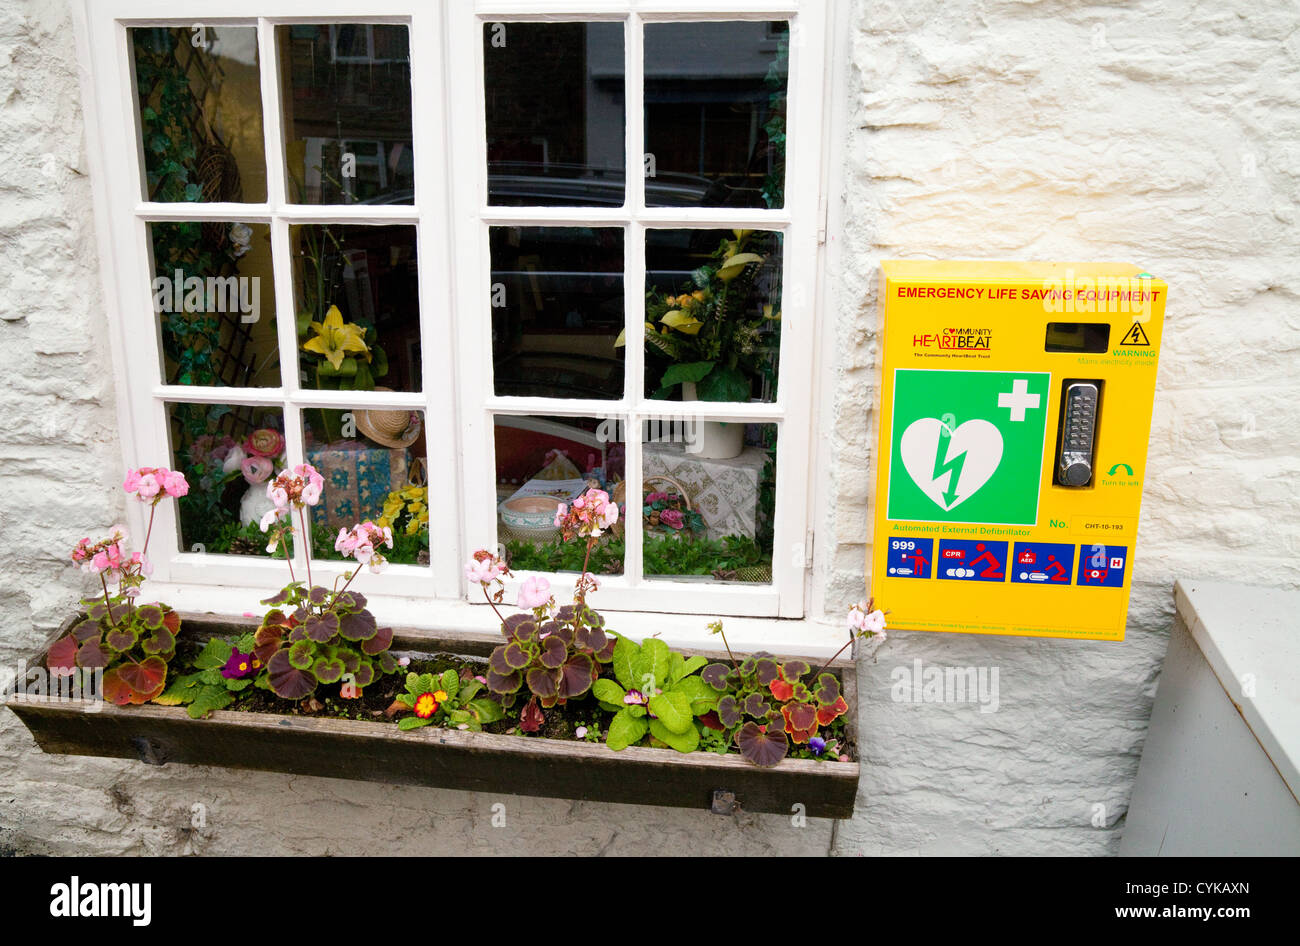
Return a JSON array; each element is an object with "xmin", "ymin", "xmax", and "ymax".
[
  {"xmin": 808, "ymin": 736, "xmax": 827, "ymax": 756},
  {"xmin": 221, "ymin": 648, "xmax": 257, "ymax": 680},
  {"xmin": 623, "ymin": 689, "xmax": 647, "ymax": 706}
]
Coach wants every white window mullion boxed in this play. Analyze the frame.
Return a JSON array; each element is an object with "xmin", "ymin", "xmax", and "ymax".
[
  {"xmin": 447, "ymin": 2, "xmax": 498, "ymax": 578},
  {"xmin": 256, "ymin": 18, "xmax": 287, "ymax": 209},
  {"xmin": 410, "ymin": 1, "xmax": 460, "ymax": 595}
]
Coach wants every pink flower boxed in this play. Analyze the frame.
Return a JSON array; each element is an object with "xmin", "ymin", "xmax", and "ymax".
[
  {"xmin": 336, "ymin": 521, "xmax": 394, "ymax": 572},
  {"xmin": 241, "ymin": 456, "xmax": 273, "ymax": 485},
  {"xmin": 848, "ymin": 600, "xmax": 887, "ymax": 637},
  {"xmin": 245, "ymin": 428, "xmax": 285, "ymax": 458},
  {"xmin": 659, "ymin": 509, "xmax": 684, "ymax": 530},
  {"xmin": 134, "ymin": 472, "xmax": 160, "ymax": 501},
  {"xmin": 464, "ymin": 549, "xmax": 509, "ymax": 586},
  {"xmin": 161, "ymin": 469, "xmax": 189, "ymax": 497},
  {"xmin": 516, "ymin": 575, "xmax": 552, "ymax": 610},
  {"xmin": 554, "ymin": 488, "xmax": 620, "ymax": 540},
  {"xmin": 266, "ymin": 465, "xmax": 324, "ymax": 510},
  {"xmin": 259, "ymin": 507, "xmax": 285, "ymax": 532},
  {"xmin": 125, "ymin": 466, "xmax": 188, "ymax": 503}
]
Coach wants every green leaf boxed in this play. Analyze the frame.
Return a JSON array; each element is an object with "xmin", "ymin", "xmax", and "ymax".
[
  {"xmin": 439, "ymin": 669, "xmax": 459, "ymax": 699},
  {"xmin": 649, "ymin": 719, "xmax": 700, "ymax": 753},
  {"xmin": 288, "ymin": 640, "xmax": 315, "ymax": 670},
  {"xmin": 648, "ymin": 690, "xmax": 693, "ymax": 734},
  {"xmin": 154, "ymin": 673, "xmax": 202, "ymax": 706},
  {"xmin": 468, "ymin": 698, "xmax": 505, "ymax": 725},
  {"xmin": 680, "ymin": 655, "xmax": 708, "ymax": 678},
  {"xmin": 694, "ymin": 363, "xmax": 750, "ymax": 402},
  {"xmin": 612, "ymin": 635, "xmax": 638, "ymax": 690},
  {"xmin": 635, "ymin": 638, "xmax": 671, "ymax": 693},
  {"xmin": 398, "ymin": 716, "xmax": 432, "ymax": 731},
  {"xmin": 660, "ymin": 361, "xmax": 714, "ymax": 388},
  {"xmin": 606, "ymin": 709, "xmax": 648, "ymax": 751},
  {"xmin": 591, "ymin": 678, "xmax": 626, "ymax": 706},
  {"xmin": 670, "ymin": 675, "xmax": 718, "ymax": 715},
  {"xmin": 193, "ymin": 637, "xmax": 233, "ymax": 671},
  {"xmin": 667, "ymin": 651, "xmax": 686, "ymax": 685},
  {"xmin": 186, "ymin": 686, "xmax": 234, "ymax": 719}
]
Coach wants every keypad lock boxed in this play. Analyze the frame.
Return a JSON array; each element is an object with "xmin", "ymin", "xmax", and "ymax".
[{"xmin": 1058, "ymin": 382, "xmax": 1099, "ymax": 487}]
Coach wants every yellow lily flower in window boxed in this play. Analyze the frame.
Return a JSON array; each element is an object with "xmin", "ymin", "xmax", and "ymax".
[
  {"xmin": 303, "ymin": 305, "xmax": 370, "ymax": 371},
  {"xmin": 659, "ymin": 309, "xmax": 704, "ymax": 335}
]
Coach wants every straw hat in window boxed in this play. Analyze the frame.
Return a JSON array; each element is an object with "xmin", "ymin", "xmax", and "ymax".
[{"xmin": 355, "ymin": 388, "xmax": 422, "ymax": 449}]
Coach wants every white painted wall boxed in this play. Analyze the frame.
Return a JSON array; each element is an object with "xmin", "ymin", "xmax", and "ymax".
[{"xmin": 1, "ymin": 0, "xmax": 1297, "ymax": 855}]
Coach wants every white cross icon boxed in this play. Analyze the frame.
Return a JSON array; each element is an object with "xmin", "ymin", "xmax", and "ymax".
[{"xmin": 998, "ymin": 378, "xmax": 1040, "ymax": 422}]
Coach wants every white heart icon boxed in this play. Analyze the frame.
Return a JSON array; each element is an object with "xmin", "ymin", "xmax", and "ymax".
[{"xmin": 899, "ymin": 418, "xmax": 1004, "ymax": 511}]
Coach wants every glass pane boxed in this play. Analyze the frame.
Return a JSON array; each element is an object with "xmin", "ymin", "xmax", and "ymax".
[
  {"xmin": 643, "ymin": 228, "xmax": 782, "ymax": 402},
  {"xmin": 149, "ymin": 221, "xmax": 279, "ymax": 387},
  {"xmin": 494, "ymin": 414, "xmax": 624, "ymax": 577},
  {"xmin": 131, "ymin": 26, "xmax": 268, "ymax": 203},
  {"xmin": 292, "ymin": 224, "xmax": 422, "ymax": 393},
  {"xmin": 484, "ymin": 22, "xmax": 625, "ymax": 207},
  {"xmin": 279, "ymin": 24, "xmax": 414, "ymax": 204},
  {"xmin": 304, "ymin": 409, "xmax": 429, "ymax": 566},
  {"xmin": 490, "ymin": 226, "xmax": 624, "ymax": 399},
  {"xmin": 644, "ymin": 21, "xmax": 788, "ymax": 208},
  {"xmin": 642, "ymin": 421, "xmax": 776, "ymax": 582},
  {"xmin": 166, "ymin": 402, "xmax": 287, "ymax": 557}
]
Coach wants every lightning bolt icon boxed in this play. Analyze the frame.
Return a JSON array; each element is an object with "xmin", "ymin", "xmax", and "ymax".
[{"xmin": 932, "ymin": 435, "xmax": 968, "ymax": 509}]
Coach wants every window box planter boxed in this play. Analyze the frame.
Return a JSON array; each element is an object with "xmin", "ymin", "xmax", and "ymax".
[{"xmin": 7, "ymin": 614, "xmax": 861, "ymax": 819}]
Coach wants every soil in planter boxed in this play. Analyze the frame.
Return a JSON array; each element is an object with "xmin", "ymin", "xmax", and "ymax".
[{"xmin": 164, "ymin": 640, "xmax": 855, "ymax": 761}]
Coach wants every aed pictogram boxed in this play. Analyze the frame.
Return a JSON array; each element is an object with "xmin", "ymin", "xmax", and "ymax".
[{"xmin": 1010, "ymin": 542, "xmax": 1075, "ymax": 585}]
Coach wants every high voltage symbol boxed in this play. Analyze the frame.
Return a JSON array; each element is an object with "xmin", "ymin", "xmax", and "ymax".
[{"xmin": 1120, "ymin": 323, "xmax": 1150, "ymax": 346}]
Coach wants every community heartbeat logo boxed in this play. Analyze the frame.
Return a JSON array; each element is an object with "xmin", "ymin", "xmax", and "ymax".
[{"xmin": 899, "ymin": 418, "xmax": 1004, "ymax": 511}]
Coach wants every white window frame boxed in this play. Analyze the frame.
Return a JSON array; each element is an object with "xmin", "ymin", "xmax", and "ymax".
[
  {"xmin": 449, "ymin": 1, "xmax": 825, "ymax": 621},
  {"xmin": 71, "ymin": 0, "xmax": 836, "ymax": 649}
]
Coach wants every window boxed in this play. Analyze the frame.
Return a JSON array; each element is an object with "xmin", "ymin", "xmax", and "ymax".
[{"xmin": 77, "ymin": 1, "xmax": 827, "ymax": 632}]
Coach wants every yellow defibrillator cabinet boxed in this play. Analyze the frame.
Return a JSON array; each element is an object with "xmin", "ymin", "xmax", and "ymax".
[{"xmin": 870, "ymin": 261, "xmax": 1166, "ymax": 641}]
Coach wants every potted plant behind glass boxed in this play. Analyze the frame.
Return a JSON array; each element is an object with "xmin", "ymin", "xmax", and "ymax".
[{"xmin": 616, "ymin": 230, "xmax": 780, "ymax": 459}]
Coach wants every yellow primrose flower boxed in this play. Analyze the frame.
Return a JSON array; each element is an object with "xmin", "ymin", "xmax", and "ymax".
[{"xmin": 303, "ymin": 305, "xmax": 370, "ymax": 371}]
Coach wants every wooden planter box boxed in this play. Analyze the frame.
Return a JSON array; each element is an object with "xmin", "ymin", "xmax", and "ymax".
[{"xmin": 6, "ymin": 614, "xmax": 860, "ymax": 818}]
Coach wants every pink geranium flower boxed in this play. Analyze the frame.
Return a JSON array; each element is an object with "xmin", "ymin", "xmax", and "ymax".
[{"xmin": 516, "ymin": 575, "xmax": 552, "ymax": 611}]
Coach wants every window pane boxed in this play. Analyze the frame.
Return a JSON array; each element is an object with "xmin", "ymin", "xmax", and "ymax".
[
  {"xmin": 642, "ymin": 421, "xmax": 776, "ymax": 582},
  {"xmin": 644, "ymin": 21, "xmax": 788, "ymax": 208},
  {"xmin": 292, "ymin": 224, "xmax": 422, "ymax": 393},
  {"xmin": 131, "ymin": 26, "xmax": 267, "ymax": 203},
  {"xmin": 279, "ymin": 24, "xmax": 414, "ymax": 205},
  {"xmin": 484, "ymin": 22, "xmax": 626, "ymax": 207},
  {"xmin": 149, "ymin": 221, "xmax": 279, "ymax": 387},
  {"xmin": 166, "ymin": 402, "xmax": 286, "ymax": 557},
  {"xmin": 490, "ymin": 226, "xmax": 624, "ymax": 399},
  {"xmin": 495, "ymin": 414, "xmax": 624, "ymax": 577},
  {"xmin": 644, "ymin": 228, "xmax": 782, "ymax": 402},
  {"xmin": 304, "ymin": 409, "xmax": 429, "ymax": 566}
]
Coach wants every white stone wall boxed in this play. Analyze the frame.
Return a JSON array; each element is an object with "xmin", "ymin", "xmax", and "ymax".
[{"xmin": 1, "ymin": 0, "xmax": 1296, "ymax": 855}]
